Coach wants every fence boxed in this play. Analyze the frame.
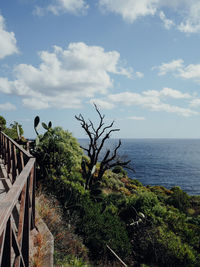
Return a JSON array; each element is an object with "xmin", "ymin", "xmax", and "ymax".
[{"xmin": 0, "ymin": 131, "xmax": 36, "ymax": 266}]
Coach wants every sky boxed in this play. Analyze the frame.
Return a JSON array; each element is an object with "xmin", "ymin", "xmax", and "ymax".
[{"xmin": 1, "ymin": 0, "xmax": 200, "ymax": 138}]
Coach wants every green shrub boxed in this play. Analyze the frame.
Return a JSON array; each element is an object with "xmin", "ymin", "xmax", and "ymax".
[
  {"xmin": 112, "ymin": 165, "xmax": 127, "ymax": 175},
  {"xmin": 32, "ymin": 126, "xmax": 83, "ymax": 180},
  {"xmin": 76, "ymin": 200, "xmax": 131, "ymax": 261},
  {"xmin": 131, "ymin": 226, "xmax": 199, "ymax": 267},
  {"xmin": 0, "ymin": 115, "xmax": 6, "ymax": 130},
  {"xmin": 55, "ymin": 255, "xmax": 91, "ymax": 267},
  {"xmin": 130, "ymin": 179, "xmax": 143, "ymax": 187},
  {"xmin": 134, "ymin": 191, "xmax": 159, "ymax": 213},
  {"xmin": 167, "ymin": 186, "xmax": 191, "ymax": 212},
  {"xmin": 155, "ymin": 227, "xmax": 198, "ymax": 266}
]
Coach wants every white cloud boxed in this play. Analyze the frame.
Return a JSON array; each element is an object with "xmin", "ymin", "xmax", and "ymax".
[
  {"xmin": 161, "ymin": 87, "xmax": 192, "ymax": 99},
  {"xmin": 178, "ymin": 64, "xmax": 200, "ymax": 80},
  {"xmin": 0, "ymin": 102, "xmax": 16, "ymax": 111},
  {"xmin": 136, "ymin": 71, "xmax": 144, "ymax": 78},
  {"xmin": 0, "ymin": 15, "xmax": 18, "ymax": 59},
  {"xmin": 99, "ymin": 0, "xmax": 158, "ymax": 23},
  {"xmin": 34, "ymin": 0, "xmax": 89, "ymax": 16},
  {"xmin": 99, "ymin": 0, "xmax": 200, "ymax": 34},
  {"xmin": 190, "ymin": 98, "xmax": 200, "ymax": 107},
  {"xmin": 0, "ymin": 42, "xmax": 135, "ymax": 110},
  {"xmin": 159, "ymin": 11, "xmax": 175, "ymax": 30},
  {"xmin": 143, "ymin": 87, "xmax": 192, "ymax": 99},
  {"xmin": 89, "ymin": 99, "xmax": 115, "ymax": 110},
  {"xmin": 152, "ymin": 59, "xmax": 184, "ymax": 76},
  {"xmin": 153, "ymin": 59, "xmax": 200, "ymax": 82},
  {"xmin": 92, "ymin": 88, "xmax": 198, "ymax": 117},
  {"xmin": 177, "ymin": 2, "xmax": 200, "ymax": 33}
]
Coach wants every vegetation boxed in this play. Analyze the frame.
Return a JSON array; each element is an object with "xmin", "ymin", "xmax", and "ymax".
[
  {"xmin": 2, "ymin": 112, "xmax": 200, "ymax": 266},
  {"xmin": 31, "ymin": 116, "xmax": 83, "ymax": 182},
  {"xmin": 0, "ymin": 115, "xmax": 6, "ymax": 130},
  {"xmin": 4, "ymin": 121, "xmax": 24, "ymax": 140},
  {"xmin": 0, "ymin": 115, "xmax": 24, "ymax": 141},
  {"xmin": 75, "ymin": 104, "xmax": 134, "ymax": 190}
]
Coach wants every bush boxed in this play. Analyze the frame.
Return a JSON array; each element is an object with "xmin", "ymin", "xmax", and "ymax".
[
  {"xmin": 32, "ymin": 126, "xmax": 83, "ymax": 181},
  {"xmin": 112, "ymin": 165, "xmax": 127, "ymax": 175},
  {"xmin": 131, "ymin": 226, "xmax": 199, "ymax": 267},
  {"xmin": 167, "ymin": 186, "xmax": 191, "ymax": 212},
  {"xmin": 0, "ymin": 115, "xmax": 6, "ymax": 130},
  {"xmin": 134, "ymin": 191, "xmax": 159, "ymax": 213},
  {"xmin": 76, "ymin": 200, "xmax": 131, "ymax": 261}
]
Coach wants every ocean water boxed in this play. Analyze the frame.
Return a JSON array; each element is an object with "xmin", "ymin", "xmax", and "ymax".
[{"xmin": 79, "ymin": 139, "xmax": 200, "ymax": 195}]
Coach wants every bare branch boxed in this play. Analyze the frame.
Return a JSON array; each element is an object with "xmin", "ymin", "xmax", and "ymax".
[
  {"xmin": 93, "ymin": 103, "xmax": 106, "ymax": 135},
  {"xmin": 75, "ymin": 104, "xmax": 133, "ymax": 189},
  {"xmin": 80, "ymin": 145, "xmax": 89, "ymax": 152},
  {"xmin": 98, "ymin": 121, "xmax": 115, "ymax": 139}
]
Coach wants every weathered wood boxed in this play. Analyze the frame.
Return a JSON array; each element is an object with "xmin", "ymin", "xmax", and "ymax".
[
  {"xmin": 0, "ymin": 131, "xmax": 36, "ymax": 267},
  {"xmin": 21, "ymin": 177, "xmax": 30, "ymax": 266},
  {"xmin": 0, "ymin": 158, "xmax": 35, "ymax": 236},
  {"xmin": 0, "ymin": 231, "xmax": 5, "ymax": 264},
  {"xmin": 1, "ymin": 217, "xmax": 12, "ymax": 267},
  {"xmin": 12, "ymin": 229, "xmax": 26, "ymax": 267}
]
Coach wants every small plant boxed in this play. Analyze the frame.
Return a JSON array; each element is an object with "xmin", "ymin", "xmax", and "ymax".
[
  {"xmin": 31, "ymin": 232, "xmax": 44, "ymax": 267},
  {"xmin": 36, "ymin": 191, "xmax": 89, "ymax": 265},
  {"xmin": 167, "ymin": 186, "xmax": 191, "ymax": 212},
  {"xmin": 112, "ymin": 165, "xmax": 127, "ymax": 175}
]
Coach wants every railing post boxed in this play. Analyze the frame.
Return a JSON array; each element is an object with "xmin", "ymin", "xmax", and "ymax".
[
  {"xmin": 0, "ymin": 132, "xmax": 36, "ymax": 267},
  {"xmin": 2, "ymin": 218, "xmax": 12, "ymax": 267},
  {"xmin": 22, "ymin": 178, "xmax": 30, "ymax": 267}
]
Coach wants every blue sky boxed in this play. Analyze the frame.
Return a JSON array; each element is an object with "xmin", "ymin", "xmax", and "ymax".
[{"xmin": 1, "ymin": 0, "xmax": 200, "ymax": 138}]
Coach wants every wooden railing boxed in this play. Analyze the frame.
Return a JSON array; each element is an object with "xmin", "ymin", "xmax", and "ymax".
[{"xmin": 0, "ymin": 131, "xmax": 36, "ymax": 267}]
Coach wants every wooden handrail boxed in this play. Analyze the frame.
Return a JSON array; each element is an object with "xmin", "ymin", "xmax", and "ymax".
[{"xmin": 0, "ymin": 131, "xmax": 36, "ymax": 267}]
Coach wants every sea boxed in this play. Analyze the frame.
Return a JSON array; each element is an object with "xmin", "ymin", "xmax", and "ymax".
[{"xmin": 79, "ymin": 139, "xmax": 200, "ymax": 196}]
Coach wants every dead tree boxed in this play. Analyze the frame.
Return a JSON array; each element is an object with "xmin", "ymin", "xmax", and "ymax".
[{"xmin": 75, "ymin": 104, "xmax": 133, "ymax": 190}]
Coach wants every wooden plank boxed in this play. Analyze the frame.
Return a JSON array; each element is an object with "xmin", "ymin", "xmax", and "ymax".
[
  {"xmin": 1, "ymin": 217, "xmax": 12, "ymax": 267},
  {"xmin": 0, "ymin": 158, "xmax": 35, "ymax": 237},
  {"xmin": 0, "ymin": 230, "xmax": 6, "ymax": 265},
  {"xmin": 0, "ymin": 131, "xmax": 36, "ymax": 267},
  {"xmin": 12, "ymin": 228, "xmax": 26, "ymax": 267},
  {"xmin": 0, "ymin": 132, "xmax": 33, "ymax": 158},
  {"xmin": 21, "ymin": 178, "xmax": 30, "ymax": 266},
  {"xmin": 17, "ymin": 183, "xmax": 27, "ymax": 248}
]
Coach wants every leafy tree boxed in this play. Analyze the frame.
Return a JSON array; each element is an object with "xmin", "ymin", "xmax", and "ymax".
[
  {"xmin": 32, "ymin": 116, "xmax": 83, "ymax": 180},
  {"xmin": 4, "ymin": 121, "xmax": 24, "ymax": 140},
  {"xmin": 75, "ymin": 104, "xmax": 133, "ymax": 189},
  {"xmin": 0, "ymin": 115, "xmax": 6, "ymax": 130}
]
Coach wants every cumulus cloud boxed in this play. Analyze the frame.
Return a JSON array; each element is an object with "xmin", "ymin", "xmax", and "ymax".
[
  {"xmin": 159, "ymin": 11, "xmax": 175, "ymax": 30},
  {"xmin": 136, "ymin": 72, "xmax": 144, "ymax": 78},
  {"xmin": 91, "ymin": 88, "xmax": 198, "ymax": 117},
  {"xmin": 178, "ymin": 64, "xmax": 200, "ymax": 80},
  {"xmin": 190, "ymin": 98, "xmax": 200, "ymax": 107},
  {"xmin": 152, "ymin": 59, "xmax": 184, "ymax": 76},
  {"xmin": 0, "ymin": 42, "xmax": 135, "ymax": 109},
  {"xmin": 99, "ymin": 0, "xmax": 158, "ymax": 23},
  {"xmin": 0, "ymin": 102, "xmax": 16, "ymax": 111},
  {"xmin": 99, "ymin": 0, "xmax": 200, "ymax": 34},
  {"xmin": 153, "ymin": 59, "xmax": 200, "ymax": 82},
  {"xmin": 143, "ymin": 87, "xmax": 192, "ymax": 99},
  {"xmin": 89, "ymin": 99, "xmax": 115, "ymax": 110},
  {"xmin": 177, "ymin": 2, "xmax": 200, "ymax": 33},
  {"xmin": 34, "ymin": 0, "xmax": 89, "ymax": 16},
  {"xmin": 0, "ymin": 15, "xmax": 18, "ymax": 59}
]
